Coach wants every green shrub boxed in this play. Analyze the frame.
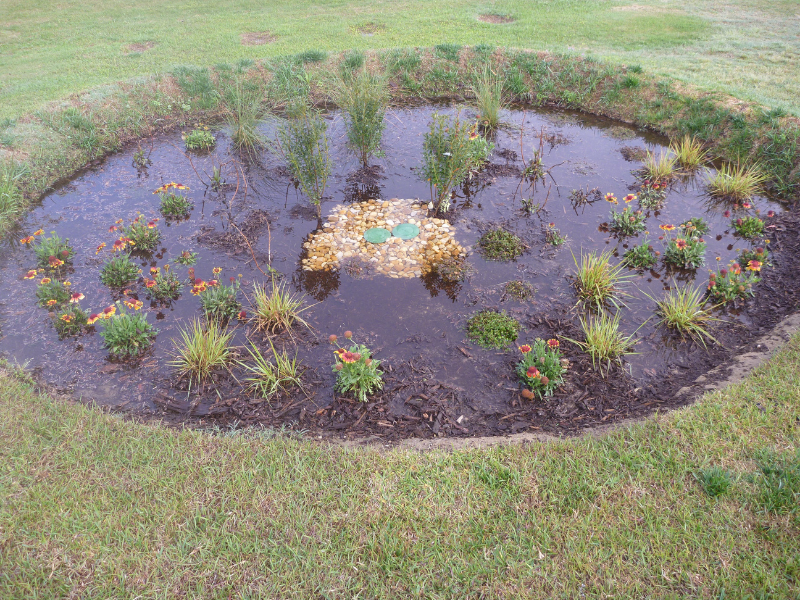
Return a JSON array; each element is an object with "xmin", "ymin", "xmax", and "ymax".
[
  {"xmin": 609, "ymin": 206, "xmax": 646, "ymax": 236},
  {"xmin": 515, "ymin": 339, "xmax": 566, "ymax": 398},
  {"xmin": 466, "ymin": 310, "xmax": 520, "ymax": 349},
  {"xmin": 33, "ymin": 232, "xmax": 75, "ymax": 269},
  {"xmin": 183, "ymin": 126, "xmax": 215, "ymax": 151},
  {"xmin": 124, "ymin": 216, "xmax": 161, "ymax": 252},
  {"xmin": 197, "ymin": 279, "xmax": 241, "ymax": 321},
  {"xmin": 100, "ymin": 255, "xmax": 140, "ymax": 287},
  {"xmin": 330, "ymin": 332, "xmax": 383, "ymax": 402},
  {"xmin": 623, "ymin": 240, "xmax": 658, "ymax": 269},
  {"xmin": 478, "ymin": 229, "xmax": 524, "ymax": 261},
  {"xmin": 334, "ymin": 71, "xmax": 388, "ymax": 167},
  {"xmin": 98, "ymin": 307, "xmax": 157, "ymax": 357},
  {"xmin": 663, "ymin": 231, "xmax": 706, "ymax": 269}
]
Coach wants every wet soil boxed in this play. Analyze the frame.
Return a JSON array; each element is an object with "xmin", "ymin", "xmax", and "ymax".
[{"xmin": 0, "ymin": 105, "xmax": 796, "ymax": 443}]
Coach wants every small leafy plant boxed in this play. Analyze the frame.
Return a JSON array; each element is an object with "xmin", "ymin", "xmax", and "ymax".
[
  {"xmin": 504, "ymin": 280, "xmax": 535, "ymax": 301},
  {"xmin": 100, "ymin": 255, "xmax": 140, "ymax": 287},
  {"xmin": 697, "ymin": 467, "xmax": 734, "ymax": 497},
  {"xmin": 33, "ymin": 232, "xmax": 75, "ymax": 269},
  {"xmin": 98, "ymin": 306, "xmax": 157, "ymax": 357},
  {"xmin": 124, "ymin": 216, "xmax": 161, "ymax": 252},
  {"xmin": 175, "ymin": 250, "xmax": 198, "ymax": 266},
  {"xmin": 330, "ymin": 331, "xmax": 383, "ymax": 402},
  {"xmin": 420, "ymin": 113, "xmax": 493, "ymax": 212},
  {"xmin": 573, "ymin": 249, "xmax": 632, "ymax": 311},
  {"xmin": 183, "ymin": 126, "xmax": 215, "ymax": 151},
  {"xmin": 516, "ymin": 339, "xmax": 566, "ymax": 398},
  {"xmin": 144, "ymin": 264, "xmax": 182, "ymax": 301},
  {"xmin": 544, "ymin": 222, "xmax": 566, "ymax": 246},
  {"xmin": 158, "ymin": 191, "xmax": 193, "ymax": 218},
  {"xmin": 707, "ymin": 261, "xmax": 761, "ymax": 304},
  {"xmin": 663, "ymin": 228, "xmax": 706, "ymax": 270},
  {"xmin": 638, "ymin": 180, "xmax": 667, "ymax": 209},
  {"xmin": 54, "ymin": 303, "xmax": 88, "ymax": 338},
  {"xmin": 466, "ymin": 310, "xmax": 520, "ymax": 349},
  {"xmin": 169, "ymin": 318, "xmax": 233, "ymax": 387},
  {"xmin": 738, "ymin": 245, "xmax": 770, "ymax": 267},
  {"xmin": 240, "ymin": 340, "xmax": 303, "ymax": 400},
  {"xmin": 732, "ymin": 215, "xmax": 764, "ymax": 239},
  {"xmin": 609, "ymin": 207, "xmax": 646, "ymax": 236},
  {"xmin": 680, "ymin": 217, "xmax": 710, "ymax": 236},
  {"xmin": 623, "ymin": 240, "xmax": 658, "ymax": 269},
  {"xmin": 197, "ymin": 278, "xmax": 241, "ymax": 321},
  {"xmin": 36, "ymin": 278, "xmax": 71, "ymax": 307},
  {"xmin": 478, "ymin": 228, "xmax": 524, "ymax": 261}
]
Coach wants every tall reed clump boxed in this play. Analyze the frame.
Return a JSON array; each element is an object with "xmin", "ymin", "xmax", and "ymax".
[
  {"xmin": 652, "ymin": 283, "xmax": 719, "ymax": 347},
  {"xmin": 0, "ymin": 161, "xmax": 27, "ymax": 237},
  {"xmin": 707, "ymin": 162, "xmax": 766, "ymax": 201},
  {"xmin": 670, "ymin": 135, "xmax": 708, "ymax": 169},
  {"xmin": 250, "ymin": 278, "xmax": 312, "ymax": 334},
  {"xmin": 169, "ymin": 318, "xmax": 233, "ymax": 388},
  {"xmin": 471, "ymin": 66, "xmax": 507, "ymax": 132},
  {"xmin": 572, "ymin": 249, "xmax": 632, "ymax": 311},
  {"xmin": 221, "ymin": 74, "xmax": 265, "ymax": 153},
  {"xmin": 276, "ymin": 102, "xmax": 331, "ymax": 217},
  {"xmin": 334, "ymin": 71, "xmax": 388, "ymax": 167}
]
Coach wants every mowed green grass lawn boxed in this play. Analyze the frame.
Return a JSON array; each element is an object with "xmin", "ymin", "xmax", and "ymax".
[{"xmin": 1, "ymin": 0, "xmax": 799, "ymax": 119}]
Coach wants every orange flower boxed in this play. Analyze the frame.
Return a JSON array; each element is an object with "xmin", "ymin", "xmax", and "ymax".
[
  {"xmin": 518, "ymin": 344, "xmax": 532, "ymax": 354},
  {"xmin": 60, "ymin": 314, "xmax": 72, "ymax": 323},
  {"xmin": 237, "ymin": 310, "xmax": 247, "ymax": 320},
  {"xmin": 96, "ymin": 242, "xmax": 106, "ymax": 254},
  {"xmin": 112, "ymin": 240, "xmax": 125, "ymax": 252},
  {"xmin": 526, "ymin": 366, "xmax": 541, "ymax": 379},
  {"xmin": 87, "ymin": 313, "xmax": 100, "ymax": 325},
  {"xmin": 63, "ymin": 281, "xmax": 71, "ymax": 286},
  {"xmin": 623, "ymin": 194, "xmax": 637, "ymax": 203},
  {"xmin": 150, "ymin": 266, "xmax": 159, "ymax": 275},
  {"xmin": 207, "ymin": 279, "xmax": 219, "ymax": 287},
  {"xmin": 19, "ymin": 236, "xmax": 34, "ymax": 244},
  {"xmin": 102, "ymin": 305, "xmax": 116, "ymax": 319},
  {"xmin": 109, "ymin": 225, "xmax": 118, "ymax": 233},
  {"xmin": 46, "ymin": 299, "xmax": 58, "ymax": 306},
  {"xmin": 69, "ymin": 292, "xmax": 85, "ymax": 303},
  {"xmin": 604, "ymin": 193, "xmax": 618, "ymax": 204},
  {"xmin": 40, "ymin": 277, "xmax": 51, "ymax": 285},
  {"xmin": 48, "ymin": 256, "xmax": 64, "ymax": 267},
  {"xmin": 212, "ymin": 267, "xmax": 222, "ymax": 275},
  {"xmin": 147, "ymin": 221, "xmax": 157, "ymax": 229},
  {"xmin": 674, "ymin": 238, "xmax": 688, "ymax": 250},
  {"xmin": 124, "ymin": 299, "xmax": 143, "ymax": 310},
  {"xmin": 32, "ymin": 229, "xmax": 44, "ymax": 236},
  {"xmin": 746, "ymin": 260, "xmax": 762, "ymax": 272},
  {"xmin": 659, "ymin": 224, "xmax": 675, "ymax": 231},
  {"xmin": 115, "ymin": 219, "xmax": 124, "ymax": 225},
  {"xmin": 547, "ymin": 338, "xmax": 560, "ymax": 349},
  {"xmin": 340, "ymin": 351, "xmax": 359, "ymax": 364},
  {"xmin": 24, "ymin": 269, "xmax": 37, "ymax": 279},
  {"xmin": 144, "ymin": 278, "xmax": 156, "ymax": 288}
]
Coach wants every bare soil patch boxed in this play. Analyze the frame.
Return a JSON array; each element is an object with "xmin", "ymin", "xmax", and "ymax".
[
  {"xmin": 478, "ymin": 14, "xmax": 515, "ymax": 24},
  {"xmin": 124, "ymin": 41, "xmax": 156, "ymax": 54},
  {"xmin": 240, "ymin": 31, "xmax": 276, "ymax": 46}
]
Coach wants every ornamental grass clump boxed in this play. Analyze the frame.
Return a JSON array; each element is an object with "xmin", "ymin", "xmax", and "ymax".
[
  {"xmin": 239, "ymin": 339, "xmax": 303, "ymax": 401},
  {"xmin": 420, "ymin": 113, "xmax": 493, "ymax": 212},
  {"xmin": 169, "ymin": 318, "xmax": 233, "ymax": 387},
  {"xmin": 609, "ymin": 206, "xmax": 646, "ymax": 236},
  {"xmin": 183, "ymin": 126, "xmax": 215, "ymax": 151},
  {"xmin": 124, "ymin": 215, "xmax": 161, "ymax": 252},
  {"xmin": 623, "ymin": 239, "xmax": 658, "ymax": 270},
  {"xmin": 471, "ymin": 66, "xmax": 507, "ymax": 132},
  {"xmin": 652, "ymin": 283, "xmax": 719, "ymax": 347},
  {"xmin": 572, "ymin": 249, "xmax": 632, "ymax": 311},
  {"xmin": 250, "ymin": 278, "xmax": 311, "ymax": 335},
  {"xmin": 329, "ymin": 331, "xmax": 383, "ymax": 402},
  {"xmin": 466, "ymin": 310, "xmax": 520, "ymax": 349},
  {"xmin": 670, "ymin": 135, "xmax": 708, "ymax": 170},
  {"xmin": 732, "ymin": 215, "xmax": 764, "ymax": 239},
  {"xmin": 641, "ymin": 150, "xmax": 677, "ymax": 181},
  {"xmin": 100, "ymin": 255, "xmax": 140, "ymax": 288},
  {"xmin": 707, "ymin": 162, "xmax": 766, "ymax": 201},
  {"xmin": 707, "ymin": 261, "xmax": 761, "ymax": 304},
  {"xmin": 143, "ymin": 264, "xmax": 181, "ymax": 302},
  {"xmin": 33, "ymin": 232, "xmax": 75, "ymax": 269},
  {"xmin": 516, "ymin": 339, "xmax": 566, "ymax": 399},
  {"xmin": 569, "ymin": 312, "xmax": 637, "ymax": 376},
  {"xmin": 478, "ymin": 228, "xmax": 524, "ymax": 261},
  {"xmin": 98, "ymin": 306, "xmax": 156, "ymax": 357},
  {"xmin": 334, "ymin": 70, "xmax": 388, "ymax": 167}
]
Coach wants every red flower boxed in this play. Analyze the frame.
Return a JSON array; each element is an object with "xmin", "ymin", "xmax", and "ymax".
[
  {"xmin": 24, "ymin": 269, "xmax": 37, "ymax": 280},
  {"xmin": 19, "ymin": 236, "xmax": 34, "ymax": 244},
  {"xmin": 102, "ymin": 306, "xmax": 116, "ymax": 318},
  {"xmin": 237, "ymin": 310, "xmax": 247, "ymax": 320},
  {"xmin": 69, "ymin": 292, "xmax": 85, "ymax": 303},
  {"xmin": 674, "ymin": 238, "xmax": 688, "ymax": 250},
  {"xmin": 746, "ymin": 260, "xmax": 762, "ymax": 272},
  {"xmin": 341, "ymin": 351, "xmax": 358, "ymax": 364},
  {"xmin": 526, "ymin": 366, "xmax": 541, "ymax": 379},
  {"xmin": 518, "ymin": 344, "xmax": 532, "ymax": 354},
  {"xmin": 87, "ymin": 313, "xmax": 100, "ymax": 325},
  {"xmin": 546, "ymin": 339, "xmax": 560, "ymax": 350},
  {"xmin": 144, "ymin": 278, "xmax": 156, "ymax": 288}
]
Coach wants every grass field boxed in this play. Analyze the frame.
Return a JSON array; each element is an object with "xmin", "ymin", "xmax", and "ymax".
[
  {"xmin": 1, "ymin": 0, "xmax": 799, "ymax": 119},
  {"xmin": 0, "ymin": 0, "xmax": 799, "ymax": 596}
]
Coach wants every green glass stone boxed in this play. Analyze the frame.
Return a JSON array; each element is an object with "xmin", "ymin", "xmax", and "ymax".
[
  {"xmin": 364, "ymin": 227, "xmax": 391, "ymax": 244},
  {"xmin": 392, "ymin": 223, "xmax": 420, "ymax": 240}
]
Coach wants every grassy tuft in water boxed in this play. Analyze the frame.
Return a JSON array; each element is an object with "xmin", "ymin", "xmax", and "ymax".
[{"xmin": 466, "ymin": 310, "xmax": 520, "ymax": 349}]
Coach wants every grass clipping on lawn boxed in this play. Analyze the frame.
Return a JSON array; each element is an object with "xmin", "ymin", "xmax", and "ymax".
[{"xmin": 0, "ymin": 331, "xmax": 798, "ymax": 597}]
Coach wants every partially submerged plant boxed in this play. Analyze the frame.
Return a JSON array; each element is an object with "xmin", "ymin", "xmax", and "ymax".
[
  {"xmin": 124, "ymin": 216, "xmax": 161, "ymax": 252},
  {"xmin": 738, "ymin": 245, "xmax": 770, "ymax": 267},
  {"xmin": 54, "ymin": 303, "xmax": 88, "ymax": 338},
  {"xmin": 707, "ymin": 162, "xmax": 766, "ymax": 201},
  {"xmin": 144, "ymin": 264, "xmax": 182, "ymax": 302},
  {"xmin": 623, "ymin": 240, "xmax": 658, "ymax": 270},
  {"xmin": 197, "ymin": 277, "xmax": 241, "ymax": 321},
  {"xmin": 662, "ymin": 225, "xmax": 706, "ymax": 270},
  {"xmin": 478, "ymin": 228, "xmax": 524, "ymax": 261},
  {"xmin": 609, "ymin": 206, "xmax": 646, "ymax": 236},
  {"xmin": 707, "ymin": 261, "xmax": 761, "ymax": 304},
  {"xmin": 155, "ymin": 183, "xmax": 193, "ymax": 218},
  {"xmin": 36, "ymin": 278, "xmax": 71, "ymax": 307},
  {"xmin": 334, "ymin": 70, "xmax": 388, "ymax": 167},
  {"xmin": 569, "ymin": 312, "xmax": 637, "ymax": 375},
  {"xmin": 221, "ymin": 75, "xmax": 265, "ymax": 153},
  {"xmin": 516, "ymin": 338, "xmax": 566, "ymax": 398},
  {"xmin": 471, "ymin": 66, "xmax": 507, "ymax": 131},
  {"xmin": 572, "ymin": 249, "xmax": 632, "ymax": 311},
  {"xmin": 175, "ymin": 250, "xmax": 198, "ymax": 266},
  {"xmin": 652, "ymin": 283, "xmax": 719, "ymax": 347},
  {"xmin": 504, "ymin": 280, "xmax": 535, "ymax": 301},
  {"xmin": 544, "ymin": 222, "xmax": 566, "ymax": 246},
  {"xmin": 679, "ymin": 217, "xmax": 710, "ymax": 236},
  {"xmin": 638, "ymin": 180, "xmax": 667, "ymax": 209},
  {"xmin": 249, "ymin": 278, "xmax": 311, "ymax": 335},
  {"xmin": 100, "ymin": 255, "xmax": 140, "ymax": 288},
  {"xmin": 183, "ymin": 125, "xmax": 215, "ymax": 151},
  {"xmin": 670, "ymin": 135, "xmax": 708, "ymax": 169},
  {"xmin": 239, "ymin": 339, "xmax": 303, "ymax": 401},
  {"xmin": 0, "ymin": 161, "xmax": 27, "ymax": 236},
  {"xmin": 732, "ymin": 215, "xmax": 764, "ymax": 239},
  {"xmin": 641, "ymin": 150, "xmax": 677, "ymax": 181},
  {"xmin": 466, "ymin": 310, "xmax": 520, "ymax": 349},
  {"xmin": 276, "ymin": 102, "xmax": 331, "ymax": 217},
  {"xmin": 420, "ymin": 113, "xmax": 493, "ymax": 212},
  {"xmin": 98, "ymin": 305, "xmax": 157, "ymax": 357},
  {"xmin": 33, "ymin": 232, "xmax": 75, "ymax": 269},
  {"xmin": 169, "ymin": 318, "xmax": 233, "ymax": 386},
  {"xmin": 329, "ymin": 331, "xmax": 383, "ymax": 402}
]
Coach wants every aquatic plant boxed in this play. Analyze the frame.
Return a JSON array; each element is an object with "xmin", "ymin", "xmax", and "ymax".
[
  {"xmin": 144, "ymin": 264, "xmax": 182, "ymax": 301},
  {"xmin": 707, "ymin": 163, "xmax": 766, "ymax": 200},
  {"xmin": 183, "ymin": 125, "xmax": 215, "ymax": 151},
  {"xmin": 471, "ymin": 66, "xmax": 507, "ymax": 131},
  {"xmin": 572, "ymin": 249, "xmax": 632, "ymax": 311},
  {"xmin": 638, "ymin": 180, "xmax": 667, "ymax": 208},
  {"xmin": 670, "ymin": 135, "xmax": 708, "ymax": 169},
  {"xmin": 707, "ymin": 261, "xmax": 760, "ymax": 304},
  {"xmin": 623, "ymin": 240, "xmax": 658, "ymax": 269},
  {"xmin": 732, "ymin": 215, "xmax": 764, "ymax": 239},
  {"xmin": 155, "ymin": 182, "xmax": 193, "ymax": 218},
  {"xmin": 35, "ymin": 278, "xmax": 71, "ymax": 307},
  {"xmin": 175, "ymin": 250, "xmax": 198, "ymax": 266},
  {"xmin": 504, "ymin": 280, "xmax": 535, "ymax": 301},
  {"xmin": 652, "ymin": 283, "xmax": 719, "ymax": 346},
  {"xmin": 544, "ymin": 222, "xmax": 567, "ymax": 246},
  {"xmin": 641, "ymin": 150, "xmax": 677, "ymax": 181},
  {"xmin": 609, "ymin": 206, "xmax": 646, "ymax": 236},
  {"xmin": 515, "ymin": 338, "xmax": 566, "ymax": 398},
  {"xmin": 100, "ymin": 255, "xmax": 140, "ymax": 288},
  {"xmin": 98, "ymin": 306, "xmax": 157, "ymax": 357},
  {"xmin": 466, "ymin": 310, "xmax": 520, "ymax": 349},
  {"xmin": 662, "ymin": 225, "xmax": 706, "ymax": 269},
  {"xmin": 478, "ymin": 228, "xmax": 524, "ymax": 261},
  {"xmin": 250, "ymin": 278, "xmax": 311, "ymax": 335},
  {"xmin": 329, "ymin": 331, "xmax": 383, "ymax": 402},
  {"xmin": 33, "ymin": 232, "xmax": 74, "ymax": 269},
  {"xmin": 54, "ymin": 303, "xmax": 88, "ymax": 338},
  {"xmin": 124, "ymin": 216, "xmax": 161, "ymax": 252},
  {"xmin": 197, "ymin": 277, "xmax": 241, "ymax": 321}
]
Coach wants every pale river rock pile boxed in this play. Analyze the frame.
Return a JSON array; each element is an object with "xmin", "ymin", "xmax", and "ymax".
[{"xmin": 301, "ymin": 198, "xmax": 466, "ymax": 278}]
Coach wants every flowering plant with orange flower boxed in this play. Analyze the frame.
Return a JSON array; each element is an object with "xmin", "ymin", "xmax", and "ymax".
[
  {"xmin": 123, "ymin": 215, "xmax": 161, "ymax": 252},
  {"xmin": 609, "ymin": 206, "xmax": 646, "ymax": 236},
  {"xmin": 515, "ymin": 338, "xmax": 566, "ymax": 398},
  {"xmin": 32, "ymin": 233, "xmax": 75, "ymax": 269},
  {"xmin": 98, "ymin": 303, "xmax": 157, "ymax": 357},
  {"xmin": 54, "ymin": 304, "xmax": 88, "ymax": 337},
  {"xmin": 198, "ymin": 277, "xmax": 240, "ymax": 321},
  {"xmin": 663, "ymin": 220, "xmax": 706, "ymax": 270},
  {"xmin": 329, "ymin": 331, "xmax": 383, "ymax": 402},
  {"xmin": 35, "ymin": 279, "xmax": 71, "ymax": 307},
  {"xmin": 738, "ymin": 245, "xmax": 770, "ymax": 268},
  {"xmin": 158, "ymin": 188, "xmax": 193, "ymax": 218},
  {"xmin": 707, "ymin": 260, "xmax": 760, "ymax": 304},
  {"xmin": 638, "ymin": 180, "xmax": 667, "ymax": 208},
  {"xmin": 146, "ymin": 264, "xmax": 182, "ymax": 302}
]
